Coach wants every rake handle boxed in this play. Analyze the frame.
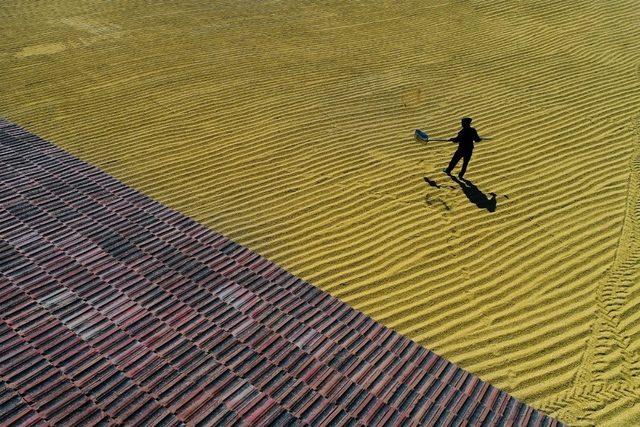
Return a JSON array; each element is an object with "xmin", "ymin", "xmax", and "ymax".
[{"xmin": 430, "ymin": 137, "xmax": 493, "ymax": 142}]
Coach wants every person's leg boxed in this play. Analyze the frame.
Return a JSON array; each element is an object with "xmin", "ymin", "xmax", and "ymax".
[
  {"xmin": 458, "ymin": 150, "xmax": 472, "ymax": 178},
  {"xmin": 445, "ymin": 150, "xmax": 463, "ymax": 174}
]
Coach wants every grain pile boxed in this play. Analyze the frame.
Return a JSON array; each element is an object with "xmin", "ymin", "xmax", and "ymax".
[{"xmin": 2, "ymin": 1, "xmax": 639, "ymax": 424}]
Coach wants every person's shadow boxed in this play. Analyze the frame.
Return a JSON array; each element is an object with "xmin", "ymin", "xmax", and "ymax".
[{"xmin": 450, "ymin": 176, "xmax": 497, "ymax": 212}]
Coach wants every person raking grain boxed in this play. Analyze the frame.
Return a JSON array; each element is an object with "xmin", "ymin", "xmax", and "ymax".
[{"xmin": 443, "ymin": 117, "xmax": 482, "ymax": 179}]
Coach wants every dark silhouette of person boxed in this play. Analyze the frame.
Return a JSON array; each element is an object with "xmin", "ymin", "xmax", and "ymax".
[{"xmin": 443, "ymin": 117, "xmax": 481, "ymax": 179}]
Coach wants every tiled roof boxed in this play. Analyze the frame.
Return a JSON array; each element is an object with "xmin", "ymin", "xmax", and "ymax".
[{"xmin": 0, "ymin": 119, "xmax": 561, "ymax": 426}]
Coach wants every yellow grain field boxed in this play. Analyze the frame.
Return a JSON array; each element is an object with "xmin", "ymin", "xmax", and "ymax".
[{"xmin": 2, "ymin": 1, "xmax": 639, "ymax": 424}]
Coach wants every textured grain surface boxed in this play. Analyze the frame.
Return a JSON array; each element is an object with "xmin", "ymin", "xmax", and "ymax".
[
  {"xmin": 1, "ymin": 1, "xmax": 639, "ymax": 424},
  {"xmin": 0, "ymin": 120, "xmax": 560, "ymax": 426}
]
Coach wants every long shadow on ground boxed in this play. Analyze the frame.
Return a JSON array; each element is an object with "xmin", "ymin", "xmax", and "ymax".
[
  {"xmin": 423, "ymin": 175, "xmax": 497, "ymax": 212},
  {"xmin": 450, "ymin": 176, "xmax": 497, "ymax": 212}
]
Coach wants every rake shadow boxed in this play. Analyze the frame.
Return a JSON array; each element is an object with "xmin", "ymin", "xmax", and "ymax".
[{"xmin": 423, "ymin": 176, "xmax": 441, "ymax": 188}]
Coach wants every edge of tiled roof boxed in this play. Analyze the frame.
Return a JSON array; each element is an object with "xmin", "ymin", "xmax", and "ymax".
[{"xmin": 0, "ymin": 118, "xmax": 562, "ymax": 426}]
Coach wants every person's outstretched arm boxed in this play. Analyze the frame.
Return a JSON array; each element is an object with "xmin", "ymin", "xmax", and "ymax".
[{"xmin": 473, "ymin": 128, "xmax": 482, "ymax": 142}]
